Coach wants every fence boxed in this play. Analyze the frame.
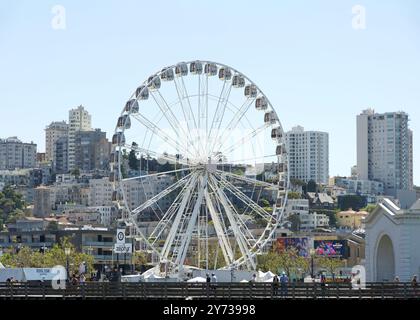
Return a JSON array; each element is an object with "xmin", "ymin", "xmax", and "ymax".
[{"xmin": 0, "ymin": 282, "xmax": 419, "ymax": 300}]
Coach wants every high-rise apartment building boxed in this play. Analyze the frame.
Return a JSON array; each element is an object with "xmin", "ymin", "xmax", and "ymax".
[
  {"xmin": 285, "ymin": 126, "xmax": 329, "ymax": 185},
  {"xmin": 68, "ymin": 105, "xmax": 92, "ymax": 170},
  {"xmin": 0, "ymin": 137, "xmax": 37, "ymax": 170},
  {"xmin": 45, "ymin": 121, "xmax": 68, "ymax": 163},
  {"xmin": 74, "ymin": 129, "xmax": 111, "ymax": 171},
  {"xmin": 54, "ymin": 136, "xmax": 69, "ymax": 173},
  {"xmin": 357, "ymin": 109, "xmax": 413, "ymax": 196}
]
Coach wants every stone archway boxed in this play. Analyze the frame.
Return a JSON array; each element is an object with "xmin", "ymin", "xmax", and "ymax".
[{"xmin": 376, "ymin": 234, "xmax": 395, "ymax": 282}]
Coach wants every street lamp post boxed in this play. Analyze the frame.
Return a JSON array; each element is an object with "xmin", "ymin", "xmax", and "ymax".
[
  {"xmin": 65, "ymin": 247, "xmax": 71, "ymax": 282},
  {"xmin": 309, "ymin": 248, "xmax": 315, "ymax": 279}
]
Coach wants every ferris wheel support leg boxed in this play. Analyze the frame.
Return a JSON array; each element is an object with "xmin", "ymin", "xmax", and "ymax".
[
  {"xmin": 161, "ymin": 174, "xmax": 199, "ymax": 262},
  {"xmin": 209, "ymin": 176, "xmax": 256, "ymax": 271},
  {"xmin": 175, "ymin": 174, "xmax": 207, "ymax": 267},
  {"xmin": 204, "ymin": 190, "xmax": 234, "ymax": 266}
]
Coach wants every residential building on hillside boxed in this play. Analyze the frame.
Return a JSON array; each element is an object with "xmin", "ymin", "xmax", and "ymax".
[
  {"xmin": 0, "ymin": 137, "xmax": 37, "ymax": 170},
  {"xmin": 285, "ymin": 126, "xmax": 329, "ymax": 185}
]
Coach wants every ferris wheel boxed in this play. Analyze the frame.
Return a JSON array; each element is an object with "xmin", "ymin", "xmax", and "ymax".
[{"xmin": 110, "ymin": 60, "xmax": 289, "ymax": 272}]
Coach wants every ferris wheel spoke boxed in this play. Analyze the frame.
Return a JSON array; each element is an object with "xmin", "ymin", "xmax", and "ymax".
[
  {"xmin": 173, "ymin": 77, "xmax": 203, "ymax": 158},
  {"xmin": 122, "ymin": 143, "xmax": 196, "ymax": 167},
  {"xmin": 173, "ymin": 174, "xmax": 207, "ymax": 266},
  {"xmin": 180, "ymin": 76, "xmax": 199, "ymax": 134},
  {"xmin": 213, "ymin": 172, "xmax": 274, "ymax": 223},
  {"xmin": 215, "ymin": 169, "xmax": 279, "ymax": 189},
  {"xmin": 220, "ymin": 122, "xmax": 271, "ymax": 157},
  {"xmin": 212, "ymin": 96, "xmax": 257, "ymax": 154},
  {"xmin": 209, "ymin": 176, "xmax": 257, "ymax": 246},
  {"xmin": 161, "ymin": 173, "xmax": 199, "ymax": 261},
  {"xmin": 149, "ymin": 179, "xmax": 194, "ymax": 245},
  {"xmin": 151, "ymin": 89, "xmax": 201, "ymax": 158},
  {"xmin": 129, "ymin": 171, "xmax": 195, "ymax": 217},
  {"xmin": 208, "ymin": 175, "xmax": 256, "ymax": 270},
  {"xmin": 131, "ymin": 113, "xmax": 196, "ymax": 159},
  {"xmin": 207, "ymin": 80, "xmax": 232, "ymax": 155},
  {"xmin": 204, "ymin": 189, "xmax": 235, "ymax": 266},
  {"xmin": 122, "ymin": 167, "xmax": 196, "ymax": 182}
]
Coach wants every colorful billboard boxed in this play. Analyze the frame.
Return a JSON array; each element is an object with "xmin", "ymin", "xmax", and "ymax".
[
  {"xmin": 276, "ymin": 237, "xmax": 311, "ymax": 257},
  {"xmin": 314, "ymin": 240, "xmax": 347, "ymax": 257}
]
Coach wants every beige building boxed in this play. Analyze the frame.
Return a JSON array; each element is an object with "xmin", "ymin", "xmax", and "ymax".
[
  {"xmin": 33, "ymin": 186, "xmax": 52, "ymax": 218},
  {"xmin": 336, "ymin": 209, "xmax": 368, "ymax": 229},
  {"xmin": 45, "ymin": 121, "xmax": 68, "ymax": 163},
  {"xmin": 68, "ymin": 105, "xmax": 92, "ymax": 170}
]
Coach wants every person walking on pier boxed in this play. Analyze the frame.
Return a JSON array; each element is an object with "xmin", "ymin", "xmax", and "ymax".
[
  {"xmin": 280, "ymin": 272, "xmax": 288, "ymax": 298},
  {"xmin": 272, "ymin": 274, "xmax": 279, "ymax": 297}
]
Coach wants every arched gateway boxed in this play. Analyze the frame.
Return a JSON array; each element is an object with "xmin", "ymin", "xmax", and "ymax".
[
  {"xmin": 365, "ymin": 198, "xmax": 420, "ymax": 282},
  {"xmin": 375, "ymin": 234, "xmax": 395, "ymax": 281}
]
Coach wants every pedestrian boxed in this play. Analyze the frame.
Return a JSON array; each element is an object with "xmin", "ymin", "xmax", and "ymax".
[
  {"xmin": 79, "ymin": 273, "xmax": 86, "ymax": 284},
  {"xmin": 320, "ymin": 272, "xmax": 327, "ymax": 297},
  {"xmin": 412, "ymin": 275, "xmax": 418, "ymax": 287},
  {"xmin": 279, "ymin": 272, "xmax": 288, "ymax": 298},
  {"xmin": 71, "ymin": 274, "xmax": 78, "ymax": 286},
  {"xmin": 211, "ymin": 273, "xmax": 217, "ymax": 283},
  {"xmin": 206, "ymin": 273, "xmax": 211, "ymax": 283},
  {"xmin": 394, "ymin": 276, "xmax": 400, "ymax": 282},
  {"xmin": 272, "ymin": 274, "xmax": 279, "ymax": 297},
  {"xmin": 250, "ymin": 274, "xmax": 257, "ymax": 283}
]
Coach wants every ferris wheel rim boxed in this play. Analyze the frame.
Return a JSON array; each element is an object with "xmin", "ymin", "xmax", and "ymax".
[{"xmin": 112, "ymin": 60, "xmax": 290, "ymax": 270}]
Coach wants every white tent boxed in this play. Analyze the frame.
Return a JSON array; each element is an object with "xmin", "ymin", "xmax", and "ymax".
[
  {"xmin": 257, "ymin": 271, "xmax": 276, "ymax": 282},
  {"xmin": 121, "ymin": 274, "xmax": 142, "ymax": 283},
  {"xmin": 144, "ymin": 273, "xmax": 164, "ymax": 279},
  {"xmin": 0, "ymin": 268, "xmax": 25, "ymax": 282},
  {"xmin": 187, "ymin": 276, "xmax": 207, "ymax": 283}
]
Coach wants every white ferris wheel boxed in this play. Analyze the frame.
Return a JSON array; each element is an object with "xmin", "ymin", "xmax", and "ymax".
[{"xmin": 110, "ymin": 60, "xmax": 289, "ymax": 272}]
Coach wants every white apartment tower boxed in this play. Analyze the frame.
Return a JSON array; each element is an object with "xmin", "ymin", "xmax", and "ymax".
[
  {"xmin": 285, "ymin": 126, "xmax": 329, "ymax": 185},
  {"xmin": 68, "ymin": 105, "xmax": 92, "ymax": 170},
  {"xmin": 45, "ymin": 121, "xmax": 68, "ymax": 163},
  {"xmin": 357, "ymin": 109, "xmax": 413, "ymax": 196}
]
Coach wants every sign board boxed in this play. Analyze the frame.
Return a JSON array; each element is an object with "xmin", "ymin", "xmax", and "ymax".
[
  {"xmin": 314, "ymin": 240, "xmax": 347, "ymax": 257},
  {"xmin": 276, "ymin": 237, "xmax": 312, "ymax": 257},
  {"xmin": 114, "ymin": 243, "xmax": 132, "ymax": 254},
  {"xmin": 116, "ymin": 229, "xmax": 126, "ymax": 244}
]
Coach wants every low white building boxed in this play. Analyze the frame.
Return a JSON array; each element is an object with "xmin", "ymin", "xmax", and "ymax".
[
  {"xmin": 284, "ymin": 199, "xmax": 329, "ymax": 231},
  {"xmin": 365, "ymin": 198, "xmax": 420, "ymax": 282},
  {"xmin": 300, "ymin": 212, "xmax": 330, "ymax": 231}
]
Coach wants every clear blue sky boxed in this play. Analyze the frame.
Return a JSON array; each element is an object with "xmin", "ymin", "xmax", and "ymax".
[{"xmin": 1, "ymin": 0, "xmax": 419, "ymax": 184}]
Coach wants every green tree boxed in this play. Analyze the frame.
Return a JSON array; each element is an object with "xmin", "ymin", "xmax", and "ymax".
[
  {"xmin": 338, "ymin": 195, "xmax": 367, "ymax": 211},
  {"xmin": 288, "ymin": 191, "xmax": 301, "ymax": 199},
  {"xmin": 128, "ymin": 142, "xmax": 140, "ymax": 171},
  {"xmin": 46, "ymin": 221, "xmax": 59, "ymax": 231},
  {"xmin": 70, "ymin": 168, "xmax": 80, "ymax": 178},
  {"xmin": 0, "ymin": 238, "xmax": 95, "ymax": 276},
  {"xmin": 132, "ymin": 251, "xmax": 148, "ymax": 270},
  {"xmin": 361, "ymin": 204, "xmax": 376, "ymax": 213},
  {"xmin": 306, "ymin": 180, "xmax": 318, "ymax": 193},
  {"xmin": 318, "ymin": 257, "xmax": 344, "ymax": 280},
  {"xmin": 0, "ymin": 186, "xmax": 27, "ymax": 225},
  {"xmin": 287, "ymin": 213, "xmax": 301, "ymax": 232},
  {"xmin": 290, "ymin": 178, "xmax": 306, "ymax": 187},
  {"xmin": 259, "ymin": 198, "xmax": 270, "ymax": 207}
]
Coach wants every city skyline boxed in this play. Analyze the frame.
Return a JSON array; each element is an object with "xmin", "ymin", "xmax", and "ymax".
[{"xmin": 1, "ymin": 1, "xmax": 419, "ymax": 184}]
